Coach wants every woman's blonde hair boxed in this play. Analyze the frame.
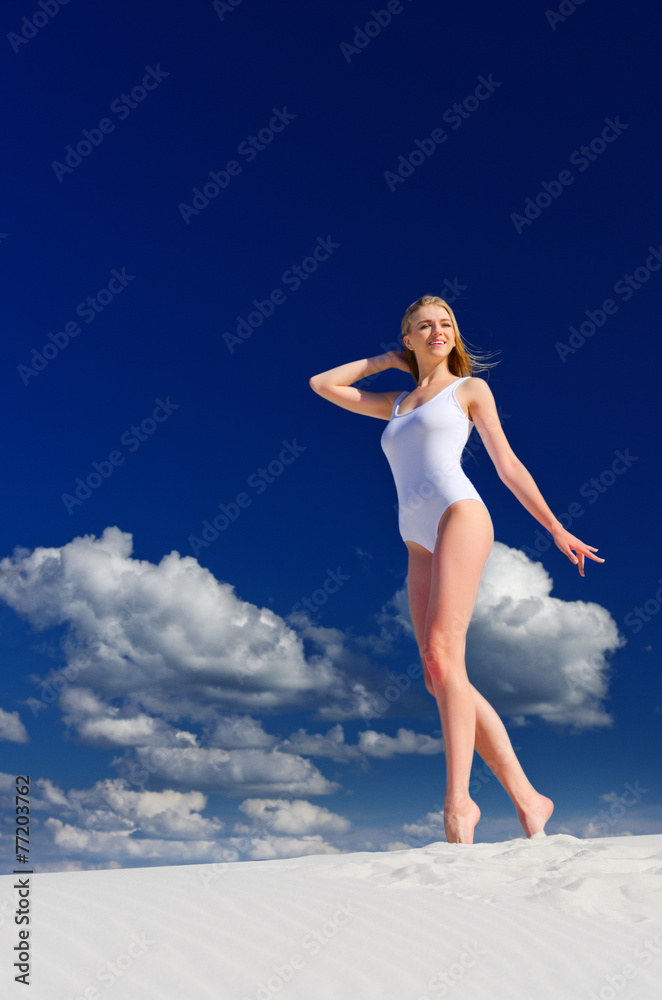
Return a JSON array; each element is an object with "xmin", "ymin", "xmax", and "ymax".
[{"xmin": 400, "ymin": 295, "xmax": 499, "ymax": 383}]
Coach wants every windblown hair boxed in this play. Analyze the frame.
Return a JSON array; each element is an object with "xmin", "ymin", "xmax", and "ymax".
[{"xmin": 400, "ymin": 295, "xmax": 499, "ymax": 384}]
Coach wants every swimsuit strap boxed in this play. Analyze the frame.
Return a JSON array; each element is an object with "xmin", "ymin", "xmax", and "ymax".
[{"xmin": 392, "ymin": 391, "xmax": 408, "ymax": 416}]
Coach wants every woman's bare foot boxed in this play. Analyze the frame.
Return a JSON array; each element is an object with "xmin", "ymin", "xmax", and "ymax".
[
  {"xmin": 516, "ymin": 793, "xmax": 554, "ymax": 838},
  {"xmin": 444, "ymin": 797, "xmax": 481, "ymax": 844}
]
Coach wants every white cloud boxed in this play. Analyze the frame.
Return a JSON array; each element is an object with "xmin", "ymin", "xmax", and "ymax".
[
  {"xmin": 373, "ymin": 542, "xmax": 623, "ymax": 730},
  {"xmin": 58, "ymin": 686, "xmax": 199, "ymax": 749},
  {"xmin": 382, "ymin": 809, "xmax": 446, "ymax": 851},
  {"xmin": 0, "ymin": 771, "xmax": 18, "ymax": 793},
  {"xmin": 33, "ymin": 776, "xmax": 224, "ymax": 840},
  {"xmin": 466, "ymin": 543, "xmax": 623, "ymax": 728},
  {"xmin": 0, "ymin": 528, "xmax": 348, "ymax": 729},
  {"xmin": 358, "ymin": 728, "xmax": 443, "ymax": 758},
  {"xmin": 402, "ymin": 810, "xmax": 445, "ymax": 839},
  {"xmin": 237, "ymin": 797, "xmax": 351, "ymax": 835},
  {"xmin": 0, "ymin": 707, "xmax": 29, "ymax": 743},
  {"xmin": 207, "ymin": 714, "xmax": 278, "ymax": 750},
  {"xmin": 374, "ymin": 582, "xmax": 413, "ymax": 638},
  {"xmin": 114, "ymin": 746, "xmax": 340, "ymax": 796},
  {"xmin": 276, "ymin": 724, "xmax": 363, "ymax": 763},
  {"xmin": 45, "ymin": 819, "xmax": 223, "ymax": 863},
  {"xmin": 0, "ymin": 770, "xmax": 350, "ymax": 869},
  {"xmin": 240, "ymin": 834, "xmax": 342, "ymax": 861},
  {"xmin": 0, "ymin": 528, "xmax": 424, "ymax": 741}
]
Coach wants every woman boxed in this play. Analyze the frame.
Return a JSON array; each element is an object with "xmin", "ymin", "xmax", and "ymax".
[{"xmin": 309, "ymin": 294, "xmax": 605, "ymax": 844}]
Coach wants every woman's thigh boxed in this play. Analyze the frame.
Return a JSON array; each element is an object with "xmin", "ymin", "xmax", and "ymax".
[
  {"xmin": 423, "ymin": 500, "xmax": 494, "ymax": 658},
  {"xmin": 405, "ymin": 543, "xmax": 433, "ymax": 652}
]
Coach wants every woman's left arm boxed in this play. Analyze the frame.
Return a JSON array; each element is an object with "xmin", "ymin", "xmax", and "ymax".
[{"xmin": 463, "ymin": 378, "xmax": 605, "ymax": 577}]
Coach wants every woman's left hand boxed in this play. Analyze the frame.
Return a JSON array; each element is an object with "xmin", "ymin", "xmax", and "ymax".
[{"xmin": 551, "ymin": 526, "xmax": 605, "ymax": 577}]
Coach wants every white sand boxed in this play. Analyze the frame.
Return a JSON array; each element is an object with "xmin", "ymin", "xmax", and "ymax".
[{"xmin": 2, "ymin": 833, "xmax": 661, "ymax": 999}]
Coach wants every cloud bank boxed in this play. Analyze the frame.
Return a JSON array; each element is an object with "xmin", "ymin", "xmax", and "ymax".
[{"xmin": 0, "ymin": 528, "xmax": 626, "ymax": 869}]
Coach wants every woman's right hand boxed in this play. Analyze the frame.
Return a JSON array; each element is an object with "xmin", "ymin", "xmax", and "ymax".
[{"xmin": 384, "ymin": 349, "xmax": 412, "ymax": 373}]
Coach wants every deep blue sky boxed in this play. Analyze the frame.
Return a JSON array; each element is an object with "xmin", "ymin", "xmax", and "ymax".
[{"xmin": 1, "ymin": 0, "xmax": 661, "ymax": 870}]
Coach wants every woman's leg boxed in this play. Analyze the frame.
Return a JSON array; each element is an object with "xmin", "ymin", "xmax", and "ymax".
[
  {"xmin": 469, "ymin": 687, "xmax": 554, "ymax": 837},
  {"xmin": 406, "ymin": 510, "xmax": 553, "ymax": 838},
  {"xmin": 420, "ymin": 500, "xmax": 494, "ymax": 843}
]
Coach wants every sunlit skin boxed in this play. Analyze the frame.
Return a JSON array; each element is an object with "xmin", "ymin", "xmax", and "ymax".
[{"xmin": 309, "ymin": 303, "xmax": 604, "ymax": 843}]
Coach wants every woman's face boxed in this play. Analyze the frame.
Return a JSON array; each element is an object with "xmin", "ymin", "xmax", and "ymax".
[{"xmin": 404, "ymin": 305, "xmax": 456, "ymax": 363}]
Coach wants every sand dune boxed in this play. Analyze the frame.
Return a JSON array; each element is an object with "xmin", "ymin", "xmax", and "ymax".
[{"xmin": 2, "ymin": 833, "xmax": 661, "ymax": 999}]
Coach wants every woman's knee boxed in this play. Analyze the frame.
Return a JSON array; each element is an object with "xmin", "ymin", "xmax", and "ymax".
[
  {"xmin": 422, "ymin": 664, "xmax": 436, "ymax": 696},
  {"xmin": 422, "ymin": 632, "xmax": 464, "ymax": 684},
  {"xmin": 423, "ymin": 617, "xmax": 467, "ymax": 657}
]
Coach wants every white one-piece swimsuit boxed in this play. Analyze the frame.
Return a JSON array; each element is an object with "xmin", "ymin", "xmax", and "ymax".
[{"xmin": 380, "ymin": 376, "xmax": 486, "ymax": 554}]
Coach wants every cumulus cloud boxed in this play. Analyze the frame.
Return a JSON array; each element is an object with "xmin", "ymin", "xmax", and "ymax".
[
  {"xmin": 58, "ymin": 686, "xmax": 199, "ymax": 749},
  {"xmin": 374, "ymin": 582, "xmax": 413, "ymax": 639},
  {"xmin": 113, "ymin": 746, "xmax": 340, "ymax": 796},
  {"xmin": 0, "ymin": 771, "xmax": 349, "ymax": 869},
  {"xmin": 207, "ymin": 715, "xmax": 278, "ymax": 750},
  {"xmin": 44, "ymin": 820, "xmax": 224, "ymax": 864},
  {"xmin": 466, "ymin": 543, "xmax": 623, "ymax": 728},
  {"xmin": 0, "ymin": 527, "xmax": 358, "ymax": 730},
  {"xmin": 239, "ymin": 834, "xmax": 342, "ymax": 860},
  {"xmin": 383, "ymin": 809, "xmax": 446, "ymax": 851},
  {"xmin": 0, "ymin": 772, "xmax": 17, "ymax": 794},
  {"xmin": 0, "ymin": 771, "xmax": 230, "ymax": 867},
  {"xmin": 237, "ymin": 797, "xmax": 351, "ymax": 835},
  {"xmin": 0, "ymin": 707, "xmax": 29, "ymax": 743},
  {"xmin": 402, "ymin": 810, "xmax": 446, "ymax": 840},
  {"xmin": 0, "ymin": 528, "xmax": 428, "ymax": 741},
  {"xmin": 358, "ymin": 728, "xmax": 443, "ymax": 758},
  {"xmin": 373, "ymin": 542, "xmax": 623, "ymax": 730},
  {"xmin": 32, "ymin": 775, "xmax": 224, "ymax": 840},
  {"xmin": 275, "ymin": 724, "xmax": 364, "ymax": 763}
]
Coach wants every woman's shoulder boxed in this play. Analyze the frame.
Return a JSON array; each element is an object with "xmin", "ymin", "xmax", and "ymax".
[
  {"xmin": 456, "ymin": 375, "xmax": 493, "ymax": 396},
  {"xmin": 455, "ymin": 376, "xmax": 496, "ymax": 412}
]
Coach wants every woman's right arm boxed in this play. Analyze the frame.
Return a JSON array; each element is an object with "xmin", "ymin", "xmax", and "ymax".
[{"xmin": 309, "ymin": 351, "xmax": 411, "ymax": 420}]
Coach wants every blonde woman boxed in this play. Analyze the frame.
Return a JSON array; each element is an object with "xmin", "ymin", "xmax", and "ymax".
[{"xmin": 309, "ymin": 295, "xmax": 604, "ymax": 844}]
